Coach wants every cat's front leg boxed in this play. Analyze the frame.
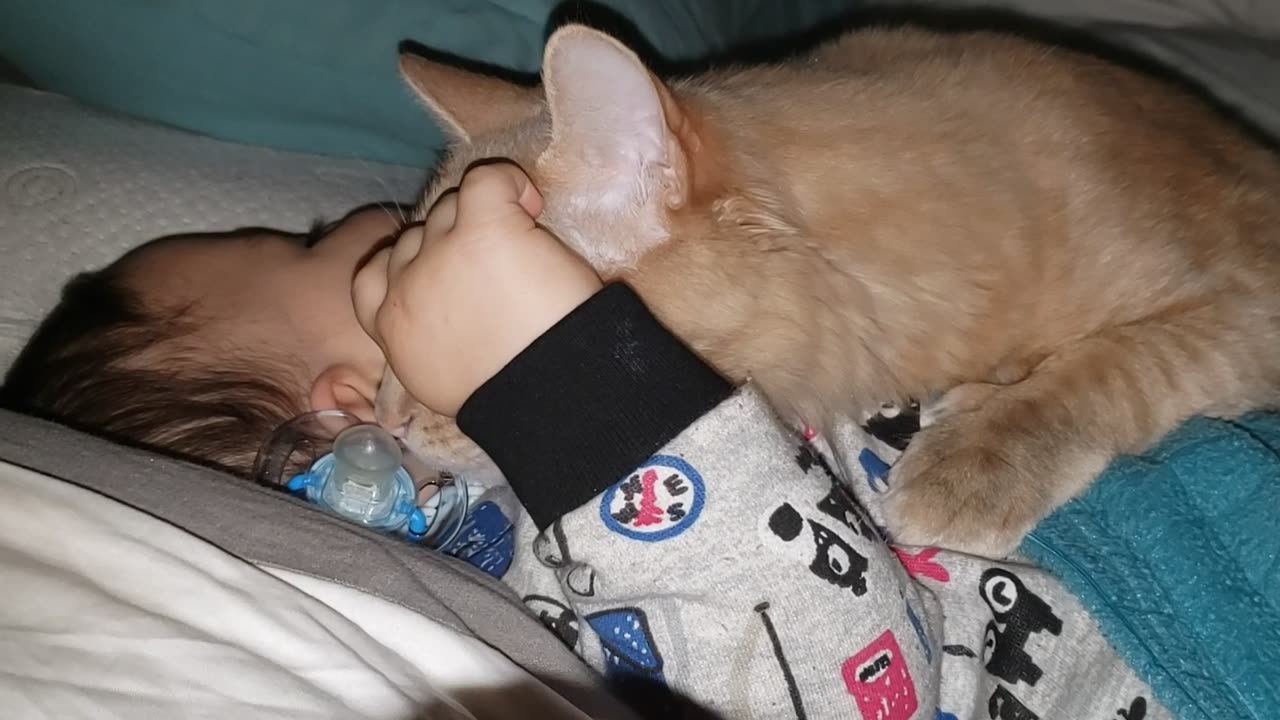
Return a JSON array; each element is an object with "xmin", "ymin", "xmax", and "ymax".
[
  {"xmin": 881, "ymin": 390, "xmax": 1110, "ymax": 558},
  {"xmin": 881, "ymin": 306, "xmax": 1262, "ymax": 557}
]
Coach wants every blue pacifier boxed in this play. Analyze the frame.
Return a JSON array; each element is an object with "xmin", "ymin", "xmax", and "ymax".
[{"xmin": 252, "ymin": 410, "xmax": 470, "ymax": 548}]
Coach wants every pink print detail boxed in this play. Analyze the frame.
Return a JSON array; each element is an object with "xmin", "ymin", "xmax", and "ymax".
[
  {"xmin": 842, "ymin": 630, "xmax": 919, "ymax": 720},
  {"xmin": 893, "ymin": 546, "xmax": 950, "ymax": 583},
  {"xmin": 634, "ymin": 469, "xmax": 664, "ymax": 526}
]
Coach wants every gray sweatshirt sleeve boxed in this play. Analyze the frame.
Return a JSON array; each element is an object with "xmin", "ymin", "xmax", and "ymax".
[
  {"xmin": 457, "ymin": 284, "xmax": 943, "ymax": 719},
  {"xmin": 457, "ymin": 283, "xmax": 1174, "ymax": 720}
]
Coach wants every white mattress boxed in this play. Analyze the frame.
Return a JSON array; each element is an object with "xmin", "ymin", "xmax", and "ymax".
[
  {"xmin": 0, "ymin": 83, "xmax": 425, "ymax": 373},
  {"xmin": 0, "ymin": 459, "xmax": 591, "ymax": 720}
]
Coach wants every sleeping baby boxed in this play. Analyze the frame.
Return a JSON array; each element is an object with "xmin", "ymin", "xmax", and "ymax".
[{"xmin": 0, "ymin": 161, "xmax": 1171, "ymax": 720}]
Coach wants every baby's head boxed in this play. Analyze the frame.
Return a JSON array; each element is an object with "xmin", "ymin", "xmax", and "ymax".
[{"xmin": 0, "ymin": 206, "xmax": 398, "ymax": 476}]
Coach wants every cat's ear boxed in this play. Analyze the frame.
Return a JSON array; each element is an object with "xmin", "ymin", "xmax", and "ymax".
[
  {"xmin": 539, "ymin": 25, "xmax": 692, "ymax": 216},
  {"xmin": 535, "ymin": 26, "xmax": 697, "ymax": 268},
  {"xmin": 398, "ymin": 54, "xmax": 540, "ymax": 142}
]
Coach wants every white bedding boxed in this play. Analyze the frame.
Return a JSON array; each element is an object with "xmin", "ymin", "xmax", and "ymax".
[{"xmin": 0, "ymin": 462, "xmax": 587, "ymax": 720}]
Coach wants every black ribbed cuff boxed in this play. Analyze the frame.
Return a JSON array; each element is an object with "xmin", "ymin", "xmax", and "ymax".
[{"xmin": 457, "ymin": 282, "xmax": 733, "ymax": 530}]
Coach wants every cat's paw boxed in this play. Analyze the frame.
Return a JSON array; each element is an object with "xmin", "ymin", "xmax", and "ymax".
[
  {"xmin": 881, "ymin": 411, "xmax": 1049, "ymax": 558},
  {"xmin": 918, "ymin": 382, "xmax": 1000, "ymax": 428}
]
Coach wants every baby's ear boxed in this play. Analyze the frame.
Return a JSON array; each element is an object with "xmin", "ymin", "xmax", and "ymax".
[
  {"xmin": 536, "ymin": 26, "xmax": 693, "ymax": 267},
  {"xmin": 310, "ymin": 365, "xmax": 377, "ymax": 423},
  {"xmin": 398, "ymin": 53, "xmax": 541, "ymax": 142}
]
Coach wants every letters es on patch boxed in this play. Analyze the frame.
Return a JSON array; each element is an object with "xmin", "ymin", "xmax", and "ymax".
[{"xmin": 601, "ymin": 455, "xmax": 705, "ymax": 542}]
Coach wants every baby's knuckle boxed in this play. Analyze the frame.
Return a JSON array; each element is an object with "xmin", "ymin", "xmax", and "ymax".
[{"xmin": 463, "ymin": 163, "xmax": 507, "ymax": 189}]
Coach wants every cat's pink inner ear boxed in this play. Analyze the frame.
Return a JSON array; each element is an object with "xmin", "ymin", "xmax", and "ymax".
[
  {"xmin": 541, "ymin": 26, "xmax": 671, "ymax": 183},
  {"xmin": 398, "ymin": 54, "xmax": 540, "ymax": 142}
]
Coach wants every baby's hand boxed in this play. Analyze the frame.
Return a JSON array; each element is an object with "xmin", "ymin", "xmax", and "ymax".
[{"xmin": 353, "ymin": 162, "xmax": 602, "ymax": 417}]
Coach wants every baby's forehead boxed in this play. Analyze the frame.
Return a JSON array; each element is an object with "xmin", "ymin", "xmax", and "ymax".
[
  {"xmin": 123, "ymin": 229, "xmax": 276, "ymax": 268},
  {"xmin": 118, "ymin": 232, "xmax": 279, "ymax": 311},
  {"xmin": 117, "ymin": 237, "xmax": 204, "ymax": 299}
]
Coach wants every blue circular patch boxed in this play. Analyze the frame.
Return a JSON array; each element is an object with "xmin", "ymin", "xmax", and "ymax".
[{"xmin": 599, "ymin": 455, "xmax": 705, "ymax": 542}]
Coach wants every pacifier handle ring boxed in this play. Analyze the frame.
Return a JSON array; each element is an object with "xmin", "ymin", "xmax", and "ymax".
[
  {"xmin": 252, "ymin": 409, "xmax": 364, "ymax": 489},
  {"xmin": 429, "ymin": 478, "xmax": 471, "ymax": 549}
]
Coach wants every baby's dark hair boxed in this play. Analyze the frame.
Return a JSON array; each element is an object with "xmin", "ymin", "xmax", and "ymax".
[{"xmin": 0, "ymin": 263, "xmax": 306, "ymax": 477}]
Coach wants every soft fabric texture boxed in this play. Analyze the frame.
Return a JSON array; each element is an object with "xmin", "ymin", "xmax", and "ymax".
[
  {"xmin": 1022, "ymin": 414, "xmax": 1280, "ymax": 720},
  {"xmin": 459, "ymin": 283, "xmax": 734, "ymax": 530},
  {"xmin": 0, "ymin": 408, "xmax": 631, "ymax": 720},
  {"xmin": 0, "ymin": 0, "xmax": 860, "ymax": 166},
  {"xmin": 0, "ymin": 459, "xmax": 602, "ymax": 720},
  {"xmin": 0, "ymin": 83, "xmax": 423, "ymax": 372}
]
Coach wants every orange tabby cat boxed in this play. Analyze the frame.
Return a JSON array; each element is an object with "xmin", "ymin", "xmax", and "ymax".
[{"xmin": 379, "ymin": 22, "xmax": 1280, "ymax": 557}]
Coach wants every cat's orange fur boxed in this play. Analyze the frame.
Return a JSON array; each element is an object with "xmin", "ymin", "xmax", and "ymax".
[{"xmin": 380, "ymin": 24, "xmax": 1280, "ymax": 556}]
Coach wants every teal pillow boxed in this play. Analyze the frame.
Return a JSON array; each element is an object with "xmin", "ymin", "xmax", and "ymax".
[{"xmin": 0, "ymin": 1, "xmax": 859, "ymax": 166}]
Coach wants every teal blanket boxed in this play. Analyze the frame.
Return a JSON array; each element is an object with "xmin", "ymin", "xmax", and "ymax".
[
  {"xmin": 1022, "ymin": 414, "xmax": 1280, "ymax": 720},
  {"xmin": 0, "ymin": 1, "xmax": 860, "ymax": 166}
]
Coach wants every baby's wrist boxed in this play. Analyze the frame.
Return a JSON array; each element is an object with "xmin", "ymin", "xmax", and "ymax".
[{"xmin": 456, "ymin": 282, "xmax": 733, "ymax": 529}]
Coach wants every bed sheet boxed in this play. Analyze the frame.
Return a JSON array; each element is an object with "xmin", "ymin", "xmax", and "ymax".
[{"xmin": 0, "ymin": 459, "xmax": 590, "ymax": 720}]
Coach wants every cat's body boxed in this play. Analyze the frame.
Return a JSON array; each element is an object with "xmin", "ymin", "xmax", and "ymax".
[{"xmin": 381, "ymin": 25, "xmax": 1280, "ymax": 556}]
